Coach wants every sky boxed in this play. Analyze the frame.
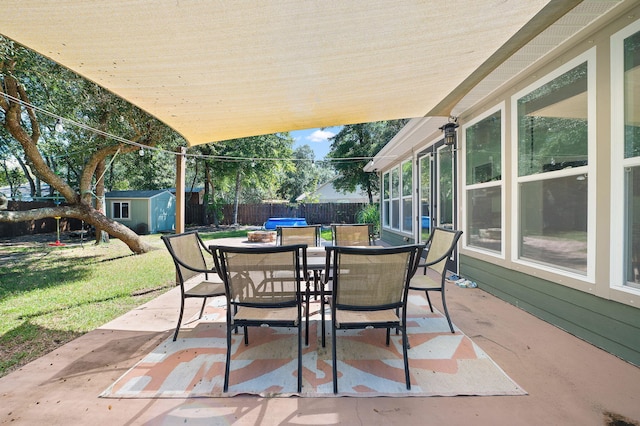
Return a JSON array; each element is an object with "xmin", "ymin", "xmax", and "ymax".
[{"xmin": 290, "ymin": 126, "xmax": 342, "ymax": 160}]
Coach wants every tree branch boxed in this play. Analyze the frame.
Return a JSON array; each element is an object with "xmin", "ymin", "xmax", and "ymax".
[{"xmin": 0, "ymin": 204, "xmax": 152, "ymax": 253}]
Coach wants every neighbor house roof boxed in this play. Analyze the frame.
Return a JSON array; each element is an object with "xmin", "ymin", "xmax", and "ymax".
[
  {"xmin": 297, "ymin": 179, "xmax": 370, "ymax": 203},
  {"xmin": 0, "ymin": 1, "xmax": 578, "ymax": 146},
  {"xmin": 105, "ymin": 190, "xmax": 173, "ymax": 199}
]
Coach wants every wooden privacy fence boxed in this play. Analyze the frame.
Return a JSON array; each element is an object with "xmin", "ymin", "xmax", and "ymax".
[
  {"xmin": 1, "ymin": 201, "xmax": 370, "ymax": 238},
  {"xmin": 187, "ymin": 203, "xmax": 369, "ymax": 227},
  {"xmin": 0, "ymin": 201, "xmax": 84, "ymax": 238}
]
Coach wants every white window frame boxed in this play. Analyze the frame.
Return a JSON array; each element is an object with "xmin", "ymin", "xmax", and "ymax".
[
  {"xmin": 390, "ymin": 166, "xmax": 400, "ymax": 230},
  {"xmin": 610, "ymin": 19, "xmax": 640, "ymax": 296},
  {"xmin": 510, "ymin": 48, "xmax": 596, "ymax": 282},
  {"xmin": 417, "ymin": 151, "xmax": 434, "ymax": 244},
  {"xmin": 382, "ymin": 171, "xmax": 390, "ymax": 228},
  {"xmin": 436, "ymin": 144, "xmax": 454, "ymax": 229},
  {"xmin": 401, "ymin": 159, "xmax": 413, "ymax": 234},
  {"xmin": 461, "ymin": 103, "xmax": 506, "ymax": 259},
  {"xmin": 112, "ymin": 200, "xmax": 131, "ymax": 220},
  {"xmin": 382, "ymin": 160, "xmax": 414, "ymax": 235}
]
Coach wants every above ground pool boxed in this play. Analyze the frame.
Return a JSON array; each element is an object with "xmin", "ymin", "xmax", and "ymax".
[{"xmin": 263, "ymin": 217, "xmax": 308, "ymax": 230}]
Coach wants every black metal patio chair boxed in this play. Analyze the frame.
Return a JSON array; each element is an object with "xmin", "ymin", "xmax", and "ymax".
[
  {"xmin": 326, "ymin": 244, "xmax": 423, "ymax": 393},
  {"xmin": 161, "ymin": 231, "xmax": 225, "ymax": 341}
]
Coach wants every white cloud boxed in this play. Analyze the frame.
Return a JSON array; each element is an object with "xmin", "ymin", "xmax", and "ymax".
[{"xmin": 307, "ymin": 129, "xmax": 335, "ymax": 143}]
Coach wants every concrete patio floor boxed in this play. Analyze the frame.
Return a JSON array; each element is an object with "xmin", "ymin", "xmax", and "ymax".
[{"xmin": 1, "ymin": 238, "xmax": 639, "ymax": 425}]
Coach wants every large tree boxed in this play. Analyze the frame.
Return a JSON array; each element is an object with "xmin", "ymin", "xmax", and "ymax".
[
  {"xmin": 211, "ymin": 134, "xmax": 293, "ymax": 224},
  {"xmin": 327, "ymin": 120, "xmax": 408, "ymax": 203},
  {"xmin": 277, "ymin": 145, "xmax": 321, "ymax": 202},
  {"xmin": 0, "ymin": 37, "xmax": 180, "ymax": 253}
]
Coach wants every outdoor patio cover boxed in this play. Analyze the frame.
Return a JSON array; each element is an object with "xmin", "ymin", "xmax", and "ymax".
[{"xmin": 0, "ymin": 1, "xmax": 576, "ymax": 146}]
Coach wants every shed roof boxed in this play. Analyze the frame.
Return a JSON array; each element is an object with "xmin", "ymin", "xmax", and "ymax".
[{"xmin": 105, "ymin": 190, "xmax": 174, "ymax": 199}]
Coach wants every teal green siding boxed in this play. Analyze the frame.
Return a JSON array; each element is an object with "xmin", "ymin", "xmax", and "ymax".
[
  {"xmin": 461, "ymin": 255, "xmax": 640, "ymax": 366},
  {"xmin": 130, "ymin": 199, "xmax": 148, "ymax": 231},
  {"xmin": 380, "ymin": 229, "xmax": 414, "ymax": 245},
  {"xmin": 105, "ymin": 199, "xmax": 148, "ymax": 233},
  {"xmin": 106, "ymin": 191, "xmax": 175, "ymax": 234}
]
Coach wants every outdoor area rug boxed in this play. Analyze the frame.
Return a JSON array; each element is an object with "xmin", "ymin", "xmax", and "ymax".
[{"xmin": 101, "ymin": 294, "xmax": 526, "ymax": 398}]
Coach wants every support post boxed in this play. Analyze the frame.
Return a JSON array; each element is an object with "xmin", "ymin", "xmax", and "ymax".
[{"xmin": 176, "ymin": 147, "xmax": 186, "ymax": 234}]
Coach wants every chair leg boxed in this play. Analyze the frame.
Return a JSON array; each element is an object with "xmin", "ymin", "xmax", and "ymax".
[
  {"xmin": 313, "ymin": 276, "xmax": 319, "ymax": 300},
  {"xmin": 332, "ymin": 321, "xmax": 338, "ymax": 394},
  {"xmin": 224, "ymin": 324, "xmax": 232, "ymax": 392},
  {"xmin": 198, "ymin": 297, "xmax": 207, "ymax": 319},
  {"xmin": 305, "ymin": 287, "xmax": 310, "ymax": 346},
  {"xmin": 234, "ymin": 306, "xmax": 239, "ymax": 334},
  {"xmin": 425, "ymin": 291, "xmax": 434, "ymax": 312},
  {"xmin": 233, "ymin": 306, "xmax": 249, "ymax": 344},
  {"xmin": 401, "ymin": 325, "xmax": 411, "ymax": 390},
  {"xmin": 386, "ymin": 327, "xmax": 391, "ymax": 346},
  {"xmin": 395, "ymin": 307, "xmax": 400, "ymax": 335},
  {"xmin": 321, "ymin": 290, "xmax": 326, "ymax": 348},
  {"xmin": 440, "ymin": 290, "xmax": 455, "ymax": 333},
  {"xmin": 297, "ymin": 317, "xmax": 303, "ymax": 392},
  {"xmin": 173, "ymin": 298, "xmax": 185, "ymax": 341}
]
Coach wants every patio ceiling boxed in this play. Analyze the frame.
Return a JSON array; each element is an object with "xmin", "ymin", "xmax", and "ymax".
[{"xmin": 0, "ymin": 1, "xmax": 578, "ymax": 146}]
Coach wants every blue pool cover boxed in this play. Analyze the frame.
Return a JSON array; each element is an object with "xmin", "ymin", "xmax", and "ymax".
[{"xmin": 263, "ymin": 217, "xmax": 308, "ymax": 230}]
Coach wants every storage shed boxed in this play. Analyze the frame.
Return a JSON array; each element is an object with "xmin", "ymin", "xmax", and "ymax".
[{"xmin": 105, "ymin": 190, "xmax": 175, "ymax": 234}]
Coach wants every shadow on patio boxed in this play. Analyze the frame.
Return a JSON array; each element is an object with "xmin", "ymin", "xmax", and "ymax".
[{"xmin": 0, "ymin": 237, "xmax": 639, "ymax": 425}]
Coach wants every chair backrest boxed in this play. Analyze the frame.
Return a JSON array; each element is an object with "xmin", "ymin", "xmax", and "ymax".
[
  {"xmin": 331, "ymin": 223, "xmax": 374, "ymax": 246},
  {"xmin": 327, "ymin": 245, "xmax": 423, "ymax": 310},
  {"xmin": 211, "ymin": 244, "xmax": 307, "ymax": 309},
  {"xmin": 161, "ymin": 231, "xmax": 211, "ymax": 284},
  {"xmin": 423, "ymin": 227, "xmax": 463, "ymax": 278},
  {"xmin": 277, "ymin": 225, "xmax": 320, "ymax": 247}
]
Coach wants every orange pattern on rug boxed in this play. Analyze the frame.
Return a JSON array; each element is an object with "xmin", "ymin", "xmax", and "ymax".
[{"xmin": 101, "ymin": 295, "xmax": 526, "ymax": 398}]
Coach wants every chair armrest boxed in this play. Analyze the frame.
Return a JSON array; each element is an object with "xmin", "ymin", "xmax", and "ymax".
[
  {"xmin": 171, "ymin": 255, "xmax": 217, "ymax": 275},
  {"xmin": 195, "ymin": 232, "xmax": 214, "ymax": 255}
]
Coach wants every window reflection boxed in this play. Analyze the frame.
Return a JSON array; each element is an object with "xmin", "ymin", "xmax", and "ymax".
[
  {"xmin": 517, "ymin": 62, "xmax": 588, "ymax": 177},
  {"xmin": 467, "ymin": 187, "xmax": 501, "ymax": 252},
  {"xmin": 625, "ymin": 167, "xmax": 640, "ymax": 287},
  {"xmin": 624, "ymin": 29, "xmax": 640, "ymax": 288},
  {"xmin": 624, "ymin": 30, "xmax": 640, "ymax": 158},
  {"xmin": 520, "ymin": 175, "xmax": 588, "ymax": 273}
]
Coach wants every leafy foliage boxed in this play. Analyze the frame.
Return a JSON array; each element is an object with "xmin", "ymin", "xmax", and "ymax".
[
  {"xmin": 356, "ymin": 203, "xmax": 380, "ymax": 234},
  {"xmin": 277, "ymin": 145, "xmax": 320, "ymax": 202},
  {"xmin": 327, "ymin": 120, "xmax": 408, "ymax": 203}
]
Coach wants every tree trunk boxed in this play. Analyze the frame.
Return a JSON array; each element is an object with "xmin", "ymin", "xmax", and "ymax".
[
  {"xmin": 233, "ymin": 168, "xmax": 242, "ymax": 226},
  {"xmin": 94, "ymin": 159, "xmax": 109, "ymax": 244},
  {"xmin": 1, "ymin": 69, "xmax": 149, "ymax": 254},
  {"xmin": 15, "ymin": 155, "xmax": 36, "ymax": 198},
  {"xmin": 203, "ymin": 164, "xmax": 210, "ymax": 225},
  {"xmin": 206, "ymin": 166, "xmax": 220, "ymax": 227},
  {"xmin": 366, "ymin": 180, "xmax": 374, "ymax": 204}
]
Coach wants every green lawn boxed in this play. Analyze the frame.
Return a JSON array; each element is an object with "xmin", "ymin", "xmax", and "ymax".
[{"xmin": 0, "ymin": 229, "xmax": 248, "ymax": 378}]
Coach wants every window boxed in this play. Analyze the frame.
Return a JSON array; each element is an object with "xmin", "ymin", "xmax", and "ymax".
[
  {"xmin": 419, "ymin": 154, "xmax": 432, "ymax": 243},
  {"xmin": 612, "ymin": 20, "xmax": 640, "ymax": 291},
  {"xmin": 464, "ymin": 108, "xmax": 503, "ymax": 254},
  {"xmin": 513, "ymin": 51, "xmax": 594, "ymax": 277},
  {"xmin": 401, "ymin": 160, "xmax": 413, "ymax": 233},
  {"xmin": 382, "ymin": 161, "xmax": 413, "ymax": 234},
  {"xmin": 438, "ymin": 146, "xmax": 454, "ymax": 227},
  {"xmin": 623, "ymin": 29, "xmax": 640, "ymax": 289},
  {"xmin": 112, "ymin": 201, "xmax": 130, "ymax": 220},
  {"xmin": 382, "ymin": 172, "xmax": 390, "ymax": 227},
  {"xmin": 391, "ymin": 167, "xmax": 400, "ymax": 229}
]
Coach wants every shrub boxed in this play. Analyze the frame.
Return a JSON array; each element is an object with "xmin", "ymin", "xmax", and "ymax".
[{"xmin": 356, "ymin": 203, "xmax": 380, "ymax": 234}]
